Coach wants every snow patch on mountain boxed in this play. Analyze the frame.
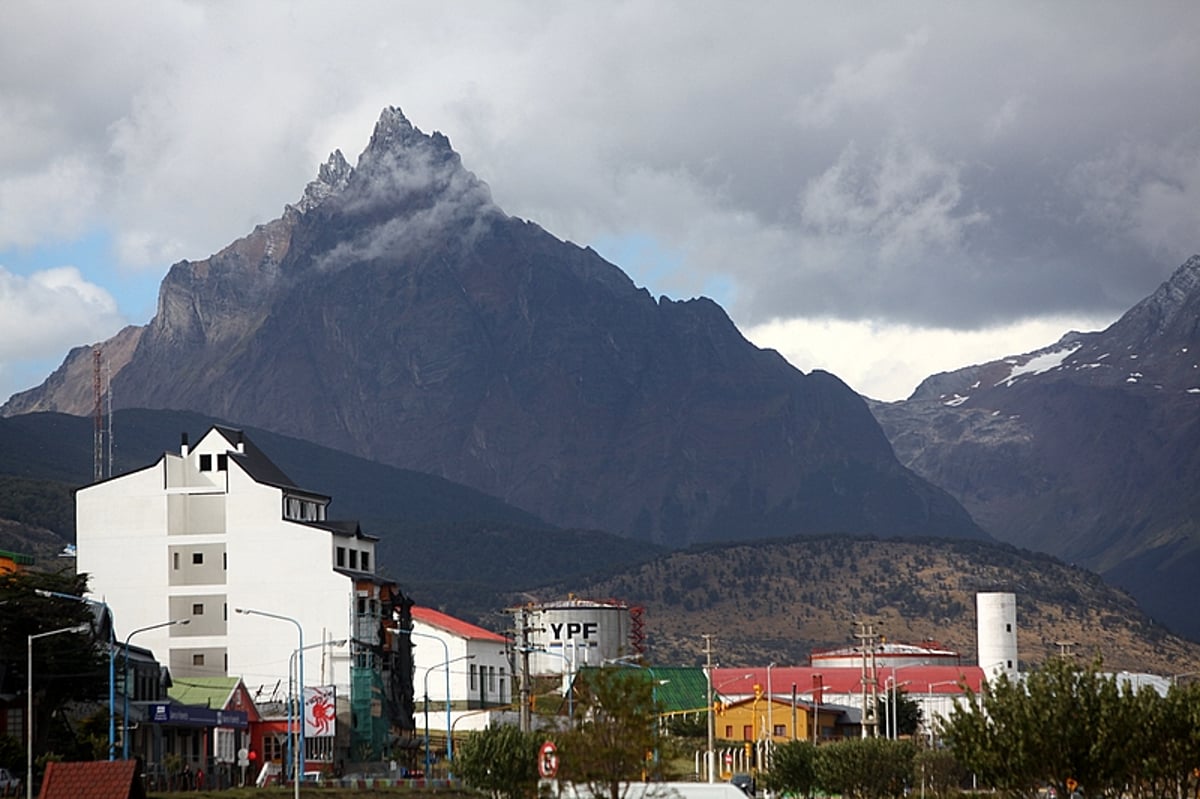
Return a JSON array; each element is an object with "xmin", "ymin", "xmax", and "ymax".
[{"xmin": 997, "ymin": 343, "xmax": 1082, "ymax": 387}]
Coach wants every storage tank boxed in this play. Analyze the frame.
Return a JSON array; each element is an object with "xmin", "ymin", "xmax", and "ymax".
[
  {"xmin": 516, "ymin": 598, "xmax": 634, "ymax": 675},
  {"xmin": 976, "ymin": 592, "xmax": 1018, "ymax": 682}
]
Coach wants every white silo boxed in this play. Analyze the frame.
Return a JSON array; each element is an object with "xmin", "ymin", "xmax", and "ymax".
[{"xmin": 976, "ymin": 592, "xmax": 1018, "ymax": 682}]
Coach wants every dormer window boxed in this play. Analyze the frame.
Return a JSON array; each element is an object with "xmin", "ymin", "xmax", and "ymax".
[
  {"xmin": 217, "ymin": 454, "xmax": 228, "ymax": 471},
  {"xmin": 199, "ymin": 454, "xmax": 212, "ymax": 471}
]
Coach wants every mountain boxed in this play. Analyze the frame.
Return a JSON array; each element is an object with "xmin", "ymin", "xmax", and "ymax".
[
  {"xmin": 1, "ymin": 107, "xmax": 983, "ymax": 549},
  {"xmin": 498, "ymin": 534, "xmax": 1200, "ymax": 676},
  {"xmin": 872, "ymin": 255, "xmax": 1200, "ymax": 639}
]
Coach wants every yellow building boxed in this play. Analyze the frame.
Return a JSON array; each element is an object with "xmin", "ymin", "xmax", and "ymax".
[{"xmin": 714, "ymin": 694, "xmax": 841, "ymax": 744}]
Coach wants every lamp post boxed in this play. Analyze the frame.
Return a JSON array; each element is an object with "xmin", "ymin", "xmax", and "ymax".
[
  {"xmin": 603, "ymin": 656, "xmax": 669, "ymax": 766},
  {"xmin": 534, "ymin": 647, "xmax": 575, "ymax": 724},
  {"xmin": 885, "ymin": 676, "xmax": 912, "ymax": 739},
  {"xmin": 28, "ymin": 624, "xmax": 90, "ymax": 799},
  {"xmin": 287, "ymin": 638, "xmax": 348, "ymax": 774},
  {"xmin": 122, "ymin": 619, "xmax": 189, "ymax": 759},
  {"xmin": 922, "ymin": 679, "xmax": 962, "ymax": 745},
  {"xmin": 236, "ymin": 608, "xmax": 302, "ymax": 799},
  {"xmin": 390, "ymin": 628, "xmax": 456, "ymax": 775},
  {"xmin": 35, "ymin": 590, "xmax": 116, "ymax": 759},
  {"xmin": 765, "ymin": 663, "xmax": 776, "ymax": 766},
  {"xmin": 423, "ymin": 654, "xmax": 474, "ymax": 778}
]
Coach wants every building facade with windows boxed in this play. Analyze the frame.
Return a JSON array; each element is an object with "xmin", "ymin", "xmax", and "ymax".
[
  {"xmin": 76, "ymin": 425, "xmax": 413, "ymax": 767},
  {"xmin": 404, "ymin": 606, "xmax": 514, "ymax": 735}
]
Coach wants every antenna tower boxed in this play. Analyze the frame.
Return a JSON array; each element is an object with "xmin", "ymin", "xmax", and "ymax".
[{"xmin": 92, "ymin": 346, "xmax": 111, "ymax": 480}]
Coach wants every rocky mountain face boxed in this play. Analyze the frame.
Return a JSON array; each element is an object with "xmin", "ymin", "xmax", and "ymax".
[
  {"xmin": 873, "ymin": 255, "xmax": 1200, "ymax": 638},
  {"xmin": 1, "ymin": 107, "xmax": 983, "ymax": 549}
]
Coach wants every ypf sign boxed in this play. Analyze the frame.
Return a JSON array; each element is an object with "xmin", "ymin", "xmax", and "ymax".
[
  {"xmin": 538, "ymin": 740, "xmax": 559, "ymax": 778},
  {"xmin": 548, "ymin": 621, "xmax": 598, "ymax": 641}
]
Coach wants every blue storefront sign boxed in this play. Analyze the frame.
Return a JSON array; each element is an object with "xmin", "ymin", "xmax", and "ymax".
[{"xmin": 149, "ymin": 703, "xmax": 248, "ymax": 729}]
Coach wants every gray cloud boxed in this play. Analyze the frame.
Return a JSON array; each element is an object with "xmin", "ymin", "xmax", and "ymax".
[{"xmin": 1, "ymin": 0, "xmax": 1198, "ymax": 400}]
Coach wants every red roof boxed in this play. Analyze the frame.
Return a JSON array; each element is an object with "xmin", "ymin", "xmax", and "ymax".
[
  {"xmin": 712, "ymin": 665, "xmax": 984, "ymax": 697},
  {"xmin": 412, "ymin": 606, "xmax": 507, "ymax": 642},
  {"xmin": 38, "ymin": 760, "xmax": 146, "ymax": 799}
]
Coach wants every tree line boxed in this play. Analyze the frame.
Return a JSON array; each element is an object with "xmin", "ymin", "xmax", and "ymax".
[{"xmin": 456, "ymin": 658, "xmax": 1200, "ymax": 799}]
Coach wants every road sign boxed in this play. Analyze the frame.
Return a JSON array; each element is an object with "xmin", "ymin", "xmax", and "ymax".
[
  {"xmin": 538, "ymin": 740, "xmax": 559, "ymax": 778},
  {"xmin": 237, "ymin": 747, "xmax": 249, "ymax": 767}
]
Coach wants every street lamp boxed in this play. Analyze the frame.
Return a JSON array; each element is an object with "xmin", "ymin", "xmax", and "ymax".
[
  {"xmin": 765, "ymin": 663, "xmax": 776, "ymax": 760},
  {"xmin": 423, "ymin": 654, "xmax": 475, "ymax": 778},
  {"xmin": 921, "ymin": 680, "xmax": 962, "ymax": 745},
  {"xmin": 603, "ymin": 657, "xmax": 669, "ymax": 766},
  {"xmin": 390, "ymin": 627, "xmax": 459, "ymax": 775},
  {"xmin": 287, "ymin": 638, "xmax": 348, "ymax": 775},
  {"xmin": 35, "ymin": 590, "xmax": 116, "ymax": 759},
  {"xmin": 236, "ymin": 607, "xmax": 303, "ymax": 799},
  {"xmin": 534, "ymin": 648, "xmax": 575, "ymax": 724},
  {"xmin": 884, "ymin": 676, "xmax": 912, "ymax": 739},
  {"xmin": 28, "ymin": 623, "xmax": 90, "ymax": 799},
  {"xmin": 122, "ymin": 619, "xmax": 189, "ymax": 759}
]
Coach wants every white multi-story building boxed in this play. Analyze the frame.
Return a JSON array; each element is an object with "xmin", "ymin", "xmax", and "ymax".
[{"xmin": 76, "ymin": 425, "xmax": 410, "ymax": 762}]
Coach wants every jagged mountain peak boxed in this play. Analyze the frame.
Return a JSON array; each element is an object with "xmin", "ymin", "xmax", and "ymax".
[
  {"xmin": 290, "ymin": 149, "xmax": 353, "ymax": 214},
  {"xmin": 1101, "ymin": 253, "xmax": 1200, "ymax": 343}
]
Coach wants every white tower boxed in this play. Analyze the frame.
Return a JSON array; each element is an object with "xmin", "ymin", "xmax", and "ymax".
[{"xmin": 976, "ymin": 592, "xmax": 1018, "ymax": 682}]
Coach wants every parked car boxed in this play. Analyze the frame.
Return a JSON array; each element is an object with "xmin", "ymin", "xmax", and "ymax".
[
  {"xmin": 0, "ymin": 768, "xmax": 21, "ymax": 796},
  {"xmin": 729, "ymin": 772, "xmax": 755, "ymax": 796}
]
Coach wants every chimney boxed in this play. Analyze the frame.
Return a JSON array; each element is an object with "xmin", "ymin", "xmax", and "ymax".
[
  {"xmin": 237, "ymin": 431, "xmax": 245, "ymax": 453},
  {"xmin": 180, "ymin": 433, "xmax": 189, "ymax": 457}
]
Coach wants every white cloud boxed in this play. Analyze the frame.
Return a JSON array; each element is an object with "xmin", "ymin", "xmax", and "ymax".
[
  {"xmin": 796, "ymin": 27, "xmax": 931, "ymax": 128},
  {"xmin": 0, "ymin": 265, "xmax": 123, "ymax": 353},
  {"xmin": 0, "ymin": 266, "xmax": 125, "ymax": 388},
  {"xmin": 0, "ymin": 156, "xmax": 103, "ymax": 248},
  {"xmin": 746, "ymin": 313, "xmax": 1117, "ymax": 402}
]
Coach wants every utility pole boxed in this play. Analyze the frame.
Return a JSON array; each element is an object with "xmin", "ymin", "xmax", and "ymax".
[
  {"xmin": 515, "ymin": 608, "xmax": 532, "ymax": 732},
  {"xmin": 854, "ymin": 620, "xmax": 880, "ymax": 738},
  {"xmin": 511, "ymin": 607, "xmax": 543, "ymax": 733},
  {"xmin": 703, "ymin": 634, "xmax": 716, "ymax": 783}
]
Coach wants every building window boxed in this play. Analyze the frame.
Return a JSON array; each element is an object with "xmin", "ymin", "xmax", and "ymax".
[
  {"xmin": 356, "ymin": 597, "xmax": 366, "ymax": 614},
  {"xmin": 199, "ymin": 454, "xmax": 212, "ymax": 471},
  {"xmin": 223, "ymin": 552, "xmax": 227, "ymax": 570},
  {"xmin": 742, "ymin": 725, "xmax": 753, "ymax": 741},
  {"xmin": 336, "ymin": 547, "xmax": 345, "ymax": 567},
  {"xmin": 193, "ymin": 653, "xmax": 205, "ymax": 667},
  {"xmin": 173, "ymin": 552, "xmax": 180, "ymax": 570},
  {"xmin": 192, "ymin": 603, "xmax": 204, "ymax": 615},
  {"xmin": 217, "ymin": 453, "xmax": 228, "ymax": 471},
  {"xmin": 499, "ymin": 668, "xmax": 507, "ymax": 701},
  {"xmin": 192, "ymin": 552, "xmax": 204, "ymax": 565},
  {"xmin": 724, "ymin": 725, "xmax": 733, "ymax": 738},
  {"xmin": 773, "ymin": 724, "xmax": 786, "ymax": 737},
  {"xmin": 5, "ymin": 708, "xmax": 22, "ymax": 741},
  {"xmin": 361, "ymin": 552, "xmax": 370, "ymax": 571},
  {"xmin": 489, "ymin": 666, "xmax": 497, "ymax": 692},
  {"xmin": 470, "ymin": 664, "xmax": 477, "ymax": 690},
  {"xmin": 349, "ymin": 550, "xmax": 358, "ymax": 570}
]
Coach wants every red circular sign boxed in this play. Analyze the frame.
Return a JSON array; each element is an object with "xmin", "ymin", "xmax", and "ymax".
[{"xmin": 538, "ymin": 740, "xmax": 559, "ymax": 778}]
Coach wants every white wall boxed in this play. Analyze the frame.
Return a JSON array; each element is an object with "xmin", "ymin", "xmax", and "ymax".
[{"xmin": 77, "ymin": 429, "xmax": 369, "ymax": 701}]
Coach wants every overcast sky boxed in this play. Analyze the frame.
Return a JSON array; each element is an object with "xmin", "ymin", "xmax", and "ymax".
[{"xmin": 2, "ymin": 1, "xmax": 1198, "ymax": 402}]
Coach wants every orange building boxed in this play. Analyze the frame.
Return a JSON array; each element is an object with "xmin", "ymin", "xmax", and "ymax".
[
  {"xmin": 714, "ymin": 693, "xmax": 841, "ymax": 744},
  {"xmin": 0, "ymin": 549, "xmax": 33, "ymax": 574}
]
